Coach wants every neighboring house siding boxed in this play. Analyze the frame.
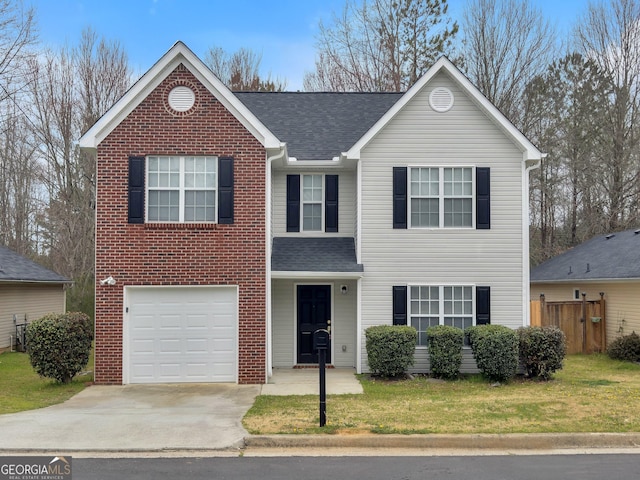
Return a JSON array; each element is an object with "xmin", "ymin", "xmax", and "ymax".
[
  {"xmin": 271, "ymin": 279, "xmax": 357, "ymax": 368},
  {"xmin": 359, "ymin": 71, "xmax": 526, "ymax": 372},
  {"xmin": 0, "ymin": 284, "xmax": 66, "ymax": 349},
  {"xmin": 95, "ymin": 64, "xmax": 267, "ymax": 384},
  {"xmin": 271, "ymin": 169, "xmax": 356, "ymax": 237},
  {"xmin": 530, "ymin": 281, "xmax": 640, "ymax": 346}
]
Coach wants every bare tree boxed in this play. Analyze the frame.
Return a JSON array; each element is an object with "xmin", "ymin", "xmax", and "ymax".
[
  {"xmin": 461, "ymin": 0, "xmax": 557, "ymax": 127},
  {"xmin": 303, "ymin": 0, "xmax": 458, "ymax": 92},
  {"xmin": 575, "ymin": 0, "xmax": 640, "ymax": 232},
  {"xmin": 27, "ymin": 29, "xmax": 132, "ymax": 314},
  {"xmin": 204, "ymin": 46, "xmax": 287, "ymax": 91}
]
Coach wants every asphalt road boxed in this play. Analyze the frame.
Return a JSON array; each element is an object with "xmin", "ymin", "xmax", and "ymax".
[{"xmin": 73, "ymin": 454, "xmax": 639, "ymax": 480}]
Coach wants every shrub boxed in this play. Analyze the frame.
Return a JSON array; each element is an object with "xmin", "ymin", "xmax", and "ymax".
[
  {"xmin": 26, "ymin": 312, "xmax": 94, "ymax": 384},
  {"xmin": 467, "ymin": 325, "xmax": 519, "ymax": 382},
  {"xmin": 517, "ymin": 326, "xmax": 566, "ymax": 380},
  {"xmin": 607, "ymin": 332, "xmax": 640, "ymax": 362},
  {"xmin": 365, "ymin": 325, "xmax": 417, "ymax": 377},
  {"xmin": 426, "ymin": 325, "xmax": 463, "ymax": 379}
]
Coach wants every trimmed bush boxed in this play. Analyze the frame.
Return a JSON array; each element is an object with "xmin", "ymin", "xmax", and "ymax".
[
  {"xmin": 365, "ymin": 325, "xmax": 417, "ymax": 377},
  {"xmin": 426, "ymin": 325, "xmax": 463, "ymax": 379},
  {"xmin": 467, "ymin": 325, "xmax": 519, "ymax": 382},
  {"xmin": 517, "ymin": 326, "xmax": 566, "ymax": 380},
  {"xmin": 26, "ymin": 312, "xmax": 94, "ymax": 384},
  {"xmin": 607, "ymin": 332, "xmax": 640, "ymax": 362}
]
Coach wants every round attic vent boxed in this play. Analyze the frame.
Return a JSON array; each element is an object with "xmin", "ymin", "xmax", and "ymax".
[
  {"xmin": 168, "ymin": 86, "xmax": 195, "ymax": 112},
  {"xmin": 429, "ymin": 87, "xmax": 454, "ymax": 112}
]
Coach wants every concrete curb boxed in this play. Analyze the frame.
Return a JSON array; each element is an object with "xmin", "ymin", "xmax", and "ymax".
[{"xmin": 244, "ymin": 433, "xmax": 640, "ymax": 450}]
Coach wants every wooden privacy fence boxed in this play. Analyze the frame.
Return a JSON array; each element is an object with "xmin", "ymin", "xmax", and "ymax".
[{"xmin": 530, "ymin": 293, "xmax": 606, "ymax": 354}]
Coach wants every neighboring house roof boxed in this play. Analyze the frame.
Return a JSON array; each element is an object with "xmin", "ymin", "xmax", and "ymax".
[
  {"xmin": 235, "ymin": 92, "xmax": 402, "ymax": 161},
  {"xmin": 530, "ymin": 228, "xmax": 640, "ymax": 282},
  {"xmin": 271, "ymin": 237, "xmax": 363, "ymax": 273},
  {"xmin": 0, "ymin": 246, "xmax": 71, "ymax": 284},
  {"xmin": 79, "ymin": 41, "xmax": 282, "ymax": 152}
]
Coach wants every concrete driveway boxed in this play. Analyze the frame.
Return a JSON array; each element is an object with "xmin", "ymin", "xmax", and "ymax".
[{"xmin": 0, "ymin": 383, "xmax": 260, "ymax": 452}]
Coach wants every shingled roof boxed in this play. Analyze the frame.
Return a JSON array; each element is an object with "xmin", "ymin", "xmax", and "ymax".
[
  {"xmin": 530, "ymin": 228, "xmax": 640, "ymax": 282},
  {"xmin": 272, "ymin": 237, "xmax": 363, "ymax": 273},
  {"xmin": 235, "ymin": 92, "xmax": 403, "ymax": 160},
  {"xmin": 0, "ymin": 246, "xmax": 71, "ymax": 283}
]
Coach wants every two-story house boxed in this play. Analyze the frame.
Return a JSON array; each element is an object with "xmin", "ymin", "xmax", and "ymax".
[{"xmin": 80, "ymin": 42, "xmax": 542, "ymax": 384}]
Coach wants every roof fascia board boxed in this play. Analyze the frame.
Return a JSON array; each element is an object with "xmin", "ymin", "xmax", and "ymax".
[
  {"xmin": 271, "ymin": 271, "xmax": 364, "ymax": 279},
  {"xmin": 79, "ymin": 41, "xmax": 281, "ymax": 151},
  {"xmin": 531, "ymin": 278, "xmax": 640, "ymax": 284},
  {"xmin": 345, "ymin": 57, "xmax": 543, "ymax": 162}
]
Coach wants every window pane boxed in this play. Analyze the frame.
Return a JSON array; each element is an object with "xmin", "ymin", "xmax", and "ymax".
[
  {"xmin": 411, "ymin": 198, "xmax": 439, "ymax": 227},
  {"xmin": 185, "ymin": 190, "xmax": 216, "ymax": 222},
  {"xmin": 303, "ymin": 203, "xmax": 321, "ymax": 231}
]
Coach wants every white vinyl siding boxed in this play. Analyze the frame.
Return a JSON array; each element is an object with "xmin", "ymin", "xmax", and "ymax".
[
  {"xmin": 271, "ymin": 279, "xmax": 357, "ymax": 368},
  {"xmin": 358, "ymin": 70, "xmax": 526, "ymax": 373},
  {"xmin": 530, "ymin": 281, "xmax": 640, "ymax": 349},
  {"xmin": 0, "ymin": 284, "xmax": 66, "ymax": 349},
  {"xmin": 271, "ymin": 169, "xmax": 356, "ymax": 237}
]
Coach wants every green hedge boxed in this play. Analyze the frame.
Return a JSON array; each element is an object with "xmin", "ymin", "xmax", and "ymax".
[
  {"xmin": 26, "ymin": 312, "xmax": 94, "ymax": 384},
  {"xmin": 517, "ymin": 326, "xmax": 566, "ymax": 380},
  {"xmin": 607, "ymin": 332, "xmax": 640, "ymax": 362},
  {"xmin": 467, "ymin": 325, "xmax": 519, "ymax": 382},
  {"xmin": 426, "ymin": 325, "xmax": 463, "ymax": 379},
  {"xmin": 365, "ymin": 325, "xmax": 417, "ymax": 378}
]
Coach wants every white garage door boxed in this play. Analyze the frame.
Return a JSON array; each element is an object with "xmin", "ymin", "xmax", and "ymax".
[{"xmin": 125, "ymin": 287, "xmax": 237, "ymax": 384}]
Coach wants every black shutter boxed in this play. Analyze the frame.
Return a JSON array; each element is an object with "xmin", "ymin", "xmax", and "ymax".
[
  {"xmin": 325, "ymin": 175, "xmax": 339, "ymax": 232},
  {"xmin": 286, "ymin": 174, "xmax": 300, "ymax": 232},
  {"xmin": 128, "ymin": 156, "xmax": 145, "ymax": 224},
  {"xmin": 218, "ymin": 156, "xmax": 234, "ymax": 224},
  {"xmin": 393, "ymin": 167, "xmax": 408, "ymax": 229},
  {"xmin": 476, "ymin": 167, "xmax": 490, "ymax": 229},
  {"xmin": 392, "ymin": 285, "xmax": 408, "ymax": 325},
  {"xmin": 476, "ymin": 286, "xmax": 491, "ymax": 325}
]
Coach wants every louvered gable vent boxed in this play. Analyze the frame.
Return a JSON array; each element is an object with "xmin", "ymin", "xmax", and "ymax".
[
  {"xmin": 168, "ymin": 86, "xmax": 195, "ymax": 112},
  {"xmin": 429, "ymin": 87, "xmax": 454, "ymax": 113}
]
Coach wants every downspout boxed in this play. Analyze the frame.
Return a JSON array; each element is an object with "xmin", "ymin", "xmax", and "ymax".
[
  {"xmin": 265, "ymin": 144, "xmax": 287, "ymax": 381},
  {"xmin": 522, "ymin": 154, "xmax": 543, "ymax": 326}
]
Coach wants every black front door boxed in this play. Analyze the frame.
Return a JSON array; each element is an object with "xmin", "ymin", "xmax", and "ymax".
[{"xmin": 297, "ymin": 285, "xmax": 331, "ymax": 364}]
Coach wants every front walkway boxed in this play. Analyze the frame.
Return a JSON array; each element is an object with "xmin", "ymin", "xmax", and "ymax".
[{"xmin": 261, "ymin": 368, "xmax": 363, "ymax": 395}]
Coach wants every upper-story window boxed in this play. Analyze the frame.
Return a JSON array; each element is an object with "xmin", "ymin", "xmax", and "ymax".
[
  {"xmin": 286, "ymin": 174, "xmax": 339, "ymax": 233},
  {"xmin": 302, "ymin": 174, "xmax": 323, "ymax": 231},
  {"xmin": 393, "ymin": 166, "xmax": 489, "ymax": 230},
  {"xmin": 410, "ymin": 167, "xmax": 472, "ymax": 228},
  {"xmin": 147, "ymin": 156, "xmax": 217, "ymax": 222}
]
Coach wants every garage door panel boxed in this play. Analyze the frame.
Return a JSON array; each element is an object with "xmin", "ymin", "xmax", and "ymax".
[{"xmin": 127, "ymin": 287, "xmax": 238, "ymax": 384}]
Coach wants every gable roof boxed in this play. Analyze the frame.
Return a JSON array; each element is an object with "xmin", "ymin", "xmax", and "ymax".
[
  {"xmin": 346, "ymin": 57, "xmax": 543, "ymax": 162},
  {"xmin": 79, "ymin": 41, "xmax": 282, "ymax": 152},
  {"xmin": 235, "ymin": 92, "xmax": 402, "ymax": 161},
  {"xmin": 530, "ymin": 229, "xmax": 640, "ymax": 282},
  {"xmin": 271, "ymin": 237, "xmax": 363, "ymax": 274},
  {"xmin": 0, "ymin": 246, "xmax": 71, "ymax": 284}
]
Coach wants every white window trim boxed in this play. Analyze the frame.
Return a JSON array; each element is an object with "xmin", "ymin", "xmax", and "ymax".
[
  {"xmin": 408, "ymin": 166, "xmax": 476, "ymax": 229},
  {"xmin": 409, "ymin": 284, "xmax": 476, "ymax": 347},
  {"xmin": 300, "ymin": 173, "xmax": 325, "ymax": 232},
  {"xmin": 146, "ymin": 155, "xmax": 218, "ymax": 223}
]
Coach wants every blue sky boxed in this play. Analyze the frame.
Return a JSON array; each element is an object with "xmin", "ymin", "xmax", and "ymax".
[{"xmin": 29, "ymin": 0, "xmax": 590, "ymax": 90}]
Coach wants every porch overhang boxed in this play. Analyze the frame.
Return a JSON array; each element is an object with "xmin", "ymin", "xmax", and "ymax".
[{"xmin": 271, "ymin": 237, "xmax": 364, "ymax": 278}]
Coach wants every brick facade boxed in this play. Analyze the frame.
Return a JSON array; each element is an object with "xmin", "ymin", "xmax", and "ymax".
[{"xmin": 95, "ymin": 64, "xmax": 266, "ymax": 384}]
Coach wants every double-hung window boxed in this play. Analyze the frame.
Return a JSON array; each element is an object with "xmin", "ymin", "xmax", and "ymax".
[
  {"xmin": 410, "ymin": 167, "xmax": 473, "ymax": 228},
  {"xmin": 302, "ymin": 174, "xmax": 323, "ymax": 231},
  {"xmin": 147, "ymin": 156, "xmax": 217, "ymax": 222},
  {"xmin": 410, "ymin": 285, "xmax": 474, "ymax": 346}
]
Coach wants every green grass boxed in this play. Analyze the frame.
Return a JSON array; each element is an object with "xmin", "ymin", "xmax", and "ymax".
[
  {"xmin": 0, "ymin": 350, "xmax": 94, "ymax": 415},
  {"xmin": 243, "ymin": 355, "xmax": 640, "ymax": 435}
]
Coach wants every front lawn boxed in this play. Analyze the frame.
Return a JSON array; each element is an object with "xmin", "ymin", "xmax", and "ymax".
[
  {"xmin": 0, "ymin": 351, "xmax": 93, "ymax": 415},
  {"xmin": 243, "ymin": 355, "xmax": 640, "ymax": 434}
]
